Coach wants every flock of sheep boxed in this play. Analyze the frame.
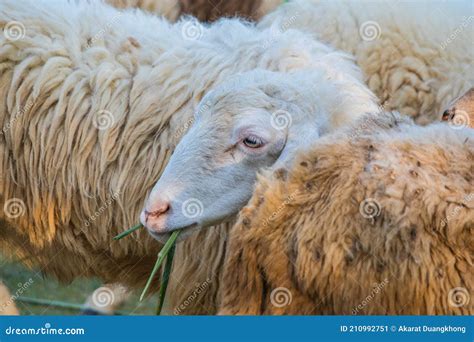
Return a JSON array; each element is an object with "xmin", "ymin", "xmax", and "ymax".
[{"xmin": 0, "ymin": 0, "xmax": 472, "ymax": 315}]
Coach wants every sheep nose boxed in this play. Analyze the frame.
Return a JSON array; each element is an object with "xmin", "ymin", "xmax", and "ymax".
[
  {"xmin": 144, "ymin": 201, "xmax": 170, "ymax": 222},
  {"xmin": 442, "ymin": 108, "xmax": 454, "ymax": 121}
]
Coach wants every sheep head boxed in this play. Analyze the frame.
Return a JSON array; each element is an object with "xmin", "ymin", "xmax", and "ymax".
[{"xmin": 141, "ymin": 68, "xmax": 378, "ymax": 241}]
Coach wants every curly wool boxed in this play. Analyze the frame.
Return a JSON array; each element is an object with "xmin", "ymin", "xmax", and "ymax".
[
  {"xmin": 0, "ymin": 0, "xmax": 367, "ymax": 314},
  {"xmin": 219, "ymin": 113, "xmax": 473, "ymax": 314},
  {"xmin": 259, "ymin": 0, "xmax": 474, "ymax": 124},
  {"xmin": 109, "ymin": 0, "xmax": 472, "ymax": 124}
]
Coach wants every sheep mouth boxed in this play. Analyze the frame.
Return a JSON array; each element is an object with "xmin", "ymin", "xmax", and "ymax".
[{"xmin": 149, "ymin": 223, "xmax": 200, "ymax": 243}]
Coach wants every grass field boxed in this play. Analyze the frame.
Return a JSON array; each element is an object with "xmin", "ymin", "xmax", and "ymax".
[{"xmin": 0, "ymin": 254, "xmax": 157, "ymax": 315}]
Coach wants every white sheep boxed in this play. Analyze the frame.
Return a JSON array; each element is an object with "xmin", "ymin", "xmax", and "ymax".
[
  {"xmin": 258, "ymin": 0, "xmax": 474, "ymax": 124},
  {"xmin": 0, "ymin": 0, "xmax": 376, "ymax": 314}
]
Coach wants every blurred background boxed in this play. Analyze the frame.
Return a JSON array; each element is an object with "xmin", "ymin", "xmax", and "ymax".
[{"xmin": 0, "ymin": 254, "xmax": 156, "ymax": 315}]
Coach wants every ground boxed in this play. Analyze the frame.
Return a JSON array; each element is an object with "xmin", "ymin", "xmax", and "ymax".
[{"xmin": 0, "ymin": 254, "xmax": 157, "ymax": 315}]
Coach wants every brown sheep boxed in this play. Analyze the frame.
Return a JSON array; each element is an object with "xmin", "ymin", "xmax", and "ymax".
[
  {"xmin": 179, "ymin": 0, "xmax": 280, "ymax": 22},
  {"xmin": 219, "ymin": 112, "xmax": 473, "ymax": 315},
  {"xmin": 106, "ymin": 0, "xmax": 281, "ymax": 22}
]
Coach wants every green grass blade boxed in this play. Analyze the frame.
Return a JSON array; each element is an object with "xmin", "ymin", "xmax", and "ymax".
[
  {"xmin": 113, "ymin": 223, "xmax": 143, "ymax": 240},
  {"xmin": 139, "ymin": 231, "xmax": 180, "ymax": 302},
  {"xmin": 156, "ymin": 243, "xmax": 176, "ymax": 315}
]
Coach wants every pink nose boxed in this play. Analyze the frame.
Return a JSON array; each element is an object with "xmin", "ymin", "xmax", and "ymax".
[
  {"xmin": 141, "ymin": 197, "xmax": 172, "ymax": 233},
  {"xmin": 144, "ymin": 200, "xmax": 170, "ymax": 223}
]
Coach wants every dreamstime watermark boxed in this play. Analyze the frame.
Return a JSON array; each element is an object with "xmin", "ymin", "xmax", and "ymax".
[
  {"xmin": 181, "ymin": 198, "xmax": 204, "ymax": 219},
  {"xmin": 5, "ymin": 323, "xmax": 85, "ymax": 336},
  {"xmin": 84, "ymin": 191, "xmax": 121, "ymax": 227},
  {"xmin": 359, "ymin": 198, "xmax": 382, "ymax": 219},
  {"xmin": 359, "ymin": 21, "xmax": 381, "ymax": 41},
  {"xmin": 447, "ymin": 110, "xmax": 470, "ymax": 130},
  {"xmin": 448, "ymin": 287, "xmax": 470, "ymax": 308},
  {"xmin": 92, "ymin": 109, "xmax": 114, "ymax": 130},
  {"xmin": 352, "ymin": 278, "xmax": 389, "ymax": 314},
  {"xmin": 3, "ymin": 21, "xmax": 26, "ymax": 41},
  {"xmin": 270, "ymin": 287, "xmax": 292, "ymax": 308},
  {"xmin": 181, "ymin": 19, "xmax": 204, "ymax": 41},
  {"xmin": 262, "ymin": 190, "xmax": 298, "ymax": 227},
  {"xmin": 173, "ymin": 278, "xmax": 212, "ymax": 315},
  {"xmin": 440, "ymin": 192, "xmax": 473, "ymax": 227},
  {"xmin": 173, "ymin": 117, "xmax": 194, "ymax": 142},
  {"xmin": 91, "ymin": 286, "xmax": 115, "ymax": 308},
  {"xmin": 0, "ymin": 279, "xmax": 34, "ymax": 314},
  {"xmin": 270, "ymin": 109, "xmax": 292, "ymax": 130},
  {"xmin": 1, "ymin": 100, "xmax": 35, "ymax": 135},
  {"xmin": 3, "ymin": 198, "xmax": 26, "ymax": 219},
  {"xmin": 440, "ymin": 15, "xmax": 473, "ymax": 50},
  {"xmin": 86, "ymin": 13, "xmax": 123, "ymax": 48},
  {"xmin": 263, "ymin": 12, "xmax": 300, "ymax": 49}
]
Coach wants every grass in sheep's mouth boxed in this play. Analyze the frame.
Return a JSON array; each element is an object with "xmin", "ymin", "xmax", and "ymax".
[
  {"xmin": 113, "ymin": 224, "xmax": 180, "ymax": 315},
  {"xmin": 112, "ymin": 223, "xmax": 143, "ymax": 240}
]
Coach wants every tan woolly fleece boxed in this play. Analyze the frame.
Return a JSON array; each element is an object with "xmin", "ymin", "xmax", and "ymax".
[{"xmin": 220, "ymin": 113, "xmax": 473, "ymax": 315}]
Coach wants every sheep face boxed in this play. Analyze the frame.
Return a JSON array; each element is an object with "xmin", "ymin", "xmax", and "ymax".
[
  {"xmin": 140, "ymin": 71, "xmax": 325, "ymax": 241},
  {"xmin": 142, "ymin": 112, "xmax": 285, "ymax": 240}
]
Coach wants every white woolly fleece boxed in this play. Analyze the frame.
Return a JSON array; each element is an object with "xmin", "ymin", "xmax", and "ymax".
[{"xmin": 259, "ymin": 0, "xmax": 474, "ymax": 124}]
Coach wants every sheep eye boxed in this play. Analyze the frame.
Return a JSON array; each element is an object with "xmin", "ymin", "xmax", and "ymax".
[{"xmin": 242, "ymin": 136, "xmax": 264, "ymax": 148}]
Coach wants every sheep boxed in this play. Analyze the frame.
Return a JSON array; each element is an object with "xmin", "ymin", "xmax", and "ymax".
[
  {"xmin": 122, "ymin": 1, "xmax": 470, "ymax": 312},
  {"xmin": 258, "ymin": 0, "xmax": 474, "ymax": 125},
  {"xmin": 218, "ymin": 112, "xmax": 474, "ymax": 315},
  {"xmin": 0, "ymin": 0, "xmax": 376, "ymax": 314}
]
